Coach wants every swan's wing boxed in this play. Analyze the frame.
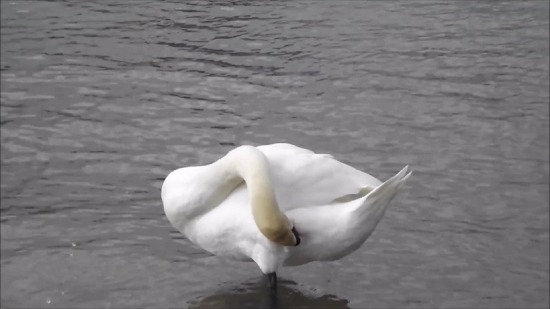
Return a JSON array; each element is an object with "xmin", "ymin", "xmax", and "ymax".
[
  {"xmin": 256, "ymin": 143, "xmax": 382, "ymax": 211},
  {"xmin": 258, "ymin": 143, "xmax": 315, "ymax": 156}
]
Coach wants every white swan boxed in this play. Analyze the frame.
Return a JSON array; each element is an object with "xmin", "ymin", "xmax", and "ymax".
[{"xmin": 161, "ymin": 143, "xmax": 411, "ymax": 288}]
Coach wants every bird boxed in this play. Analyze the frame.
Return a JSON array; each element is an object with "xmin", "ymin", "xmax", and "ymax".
[{"xmin": 161, "ymin": 143, "xmax": 411, "ymax": 292}]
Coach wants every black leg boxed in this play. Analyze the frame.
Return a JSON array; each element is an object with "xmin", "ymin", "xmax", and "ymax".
[
  {"xmin": 266, "ymin": 272, "xmax": 277, "ymax": 292},
  {"xmin": 266, "ymin": 272, "xmax": 278, "ymax": 308}
]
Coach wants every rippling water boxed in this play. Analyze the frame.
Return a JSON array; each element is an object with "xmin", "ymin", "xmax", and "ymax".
[{"xmin": 1, "ymin": 1, "xmax": 549, "ymax": 308}]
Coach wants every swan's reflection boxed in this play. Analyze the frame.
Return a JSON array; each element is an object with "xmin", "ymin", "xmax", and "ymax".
[{"xmin": 189, "ymin": 277, "xmax": 350, "ymax": 309}]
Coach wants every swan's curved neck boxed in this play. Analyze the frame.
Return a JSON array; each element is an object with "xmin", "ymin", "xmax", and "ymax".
[{"xmin": 214, "ymin": 145, "xmax": 297, "ymax": 246}]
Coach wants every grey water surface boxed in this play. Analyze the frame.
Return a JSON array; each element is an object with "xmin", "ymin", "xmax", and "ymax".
[{"xmin": 1, "ymin": 1, "xmax": 549, "ymax": 308}]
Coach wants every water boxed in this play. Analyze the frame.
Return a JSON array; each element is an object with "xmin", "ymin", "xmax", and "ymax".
[{"xmin": 1, "ymin": 1, "xmax": 548, "ymax": 308}]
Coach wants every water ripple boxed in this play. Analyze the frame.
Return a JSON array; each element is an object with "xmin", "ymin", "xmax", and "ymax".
[{"xmin": 1, "ymin": 0, "xmax": 548, "ymax": 308}]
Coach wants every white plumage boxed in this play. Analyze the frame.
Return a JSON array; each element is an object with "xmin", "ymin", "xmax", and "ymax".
[{"xmin": 161, "ymin": 143, "xmax": 411, "ymax": 275}]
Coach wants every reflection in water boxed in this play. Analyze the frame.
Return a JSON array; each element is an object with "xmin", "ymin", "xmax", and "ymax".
[{"xmin": 189, "ymin": 278, "xmax": 349, "ymax": 309}]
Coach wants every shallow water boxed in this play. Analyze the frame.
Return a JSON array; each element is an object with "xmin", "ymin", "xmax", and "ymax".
[{"xmin": 1, "ymin": 1, "xmax": 549, "ymax": 308}]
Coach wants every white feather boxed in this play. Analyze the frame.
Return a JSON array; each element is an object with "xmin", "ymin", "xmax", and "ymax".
[{"xmin": 161, "ymin": 143, "xmax": 411, "ymax": 274}]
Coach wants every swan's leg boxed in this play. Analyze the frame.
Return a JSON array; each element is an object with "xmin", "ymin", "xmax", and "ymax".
[
  {"xmin": 266, "ymin": 272, "xmax": 278, "ymax": 308},
  {"xmin": 266, "ymin": 272, "xmax": 277, "ymax": 292}
]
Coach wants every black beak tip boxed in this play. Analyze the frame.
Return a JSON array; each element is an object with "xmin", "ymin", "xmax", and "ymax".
[{"xmin": 291, "ymin": 226, "xmax": 301, "ymax": 246}]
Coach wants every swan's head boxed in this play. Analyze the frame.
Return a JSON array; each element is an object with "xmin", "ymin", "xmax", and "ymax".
[{"xmin": 260, "ymin": 220, "xmax": 301, "ymax": 247}]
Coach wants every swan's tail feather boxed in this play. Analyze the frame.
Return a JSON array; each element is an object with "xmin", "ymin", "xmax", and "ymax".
[
  {"xmin": 366, "ymin": 165, "xmax": 411, "ymax": 198},
  {"xmin": 352, "ymin": 165, "xmax": 411, "ymax": 219}
]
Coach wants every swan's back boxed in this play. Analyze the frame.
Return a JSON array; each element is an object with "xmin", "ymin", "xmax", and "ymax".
[{"xmin": 257, "ymin": 143, "xmax": 382, "ymax": 211}]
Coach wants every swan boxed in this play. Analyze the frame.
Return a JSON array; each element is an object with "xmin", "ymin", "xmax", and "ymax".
[{"xmin": 161, "ymin": 143, "xmax": 411, "ymax": 290}]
